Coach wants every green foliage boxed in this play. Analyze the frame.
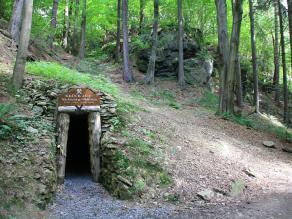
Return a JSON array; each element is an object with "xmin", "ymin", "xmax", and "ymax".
[
  {"xmin": 0, "ymin": 104, "xmax": 33, "ymax": 141},
  {"xmin": 0, "ymin": 103, "xmax": 14, "ymax": 139},
  {"xmin": 130, "ymin": 36, "xmax": 151, "ymax": 51},
  {"xmin": 159, "ymin": 172, "xmax": 172, "ymax": 186},
  {"xmin": 197, "ymin": 90, "xmax": 218, "ymax": 112},
  {"xmin": 164, "ymin": 193, "xmax": 180, "ymax": 202},
  {"xmin": 221, "ymin": 112, "xmax": 292, "ymax": 141},
  {"xmin": 150, "ymin": 89, "xmax": 182, "ymax": 109},
  {"xmin": 127, "ymin": 137, "xmax": 152, "ymax": 155},
  {"xmin": 222, "ymin": 113, "xmax": 253, "ymax": 128}
]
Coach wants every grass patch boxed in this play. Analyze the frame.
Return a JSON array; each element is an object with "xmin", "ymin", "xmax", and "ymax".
[
  {"xmin": 26, "ymin": 61, "xmax": 140, "ymax": 131},
  {"xmin": 26, "ymin": 61, "xmax": 119, "ymax": 97},
  {"xmin": 149, "ymin": 89, "xmax": 181, "ymax": 109},
  {"xmin": 198, "ymin": 90, "xmax": 292, "ymax": 141},
  {"xmin": 197, "ymin": 90, "xmax": 218, "ymax": 112}
]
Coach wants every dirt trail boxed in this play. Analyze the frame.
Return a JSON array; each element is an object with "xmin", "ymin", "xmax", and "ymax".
[
  {"xmin": 48, "ymin": 89, "xmax": 292, "ymax": 218},
  {"xmin": 22, "ymin": 57, "xmax": 290, "ymax": 218}
]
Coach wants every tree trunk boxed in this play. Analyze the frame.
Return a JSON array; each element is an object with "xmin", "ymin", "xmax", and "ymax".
[
  {"xmin": 115, "ymin": 0, "xmax": 121, "ymax": 62},
  {"xmin": 248, "ymin": 0, "xmax": 259, "ymax": 113},
  {"xmin": 236, "ymin": 54, "xmax": 243, "ymax": 108},
  {"xmin": 273, "ymin": 2, "xmax": 280, "ymax": 103},
  {"xmin": 62, "ymin": 0, "xmax": 69, "ymax": 48},
  {"xmin": 139, "ymin": 0, "xmax": 145, "ymax": 33},
  {"xmin": 50, "ymin": 0, "xmax": 59, "ymax": 49},
  {"xmin": 288, "ymin": 0, "xmax": 292, "ymax": 66},
  {"xmin": 56, "ymin": 113, "xmax": 70, "ymax": 184},
  {"xmin": 9, "ymin": 0, "xmax": 24, "ymax": 45},
  {"xmin": 215, "ymin": 0, "xmax": 229, "ymax": 113},
  {"xmin": 67, "ymin": 0, "xmax": 73, "ymax": 52},
  {"xmin": 177, "ymin": 0, "xmax": 185, "ymax": 88},
  {"xmin": 122, "ymin": 0, "xmax": 134, "ymax": 82},
  {"xmin": 144, "ymin": 0, "xmax": 159, "ymax": 85},
  {"xmin": 225, "ymin": 0, "xmax": 244, "ymax": 114},
  {"xmin": 51, "ymin": 0, "xmax": 59, "ymax": 29},
  {"xmin": 88, "ymin": 112, "xmax": 101, "ymax": 182},
  {"xmin": 72, "ymin": 0, "xmax": 80, "ymax": 55},
  {"xmin": 278, "ymin": 0, "xmax": 289, "ymax": 124},
  {"xmin": 12, "ymin": 0, "xmax": 33, "ymax": 90},
  {"xmin": 78, "ymin": 0, "xmax": 86, "ymax": 58}
]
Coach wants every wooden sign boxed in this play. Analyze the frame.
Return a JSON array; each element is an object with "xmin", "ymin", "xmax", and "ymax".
[{"xmin": 58, "ymin": 88, "xmax": 100, "ymax": 107}]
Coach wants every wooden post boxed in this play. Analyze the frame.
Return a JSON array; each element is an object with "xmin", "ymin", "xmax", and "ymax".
[
  {"xmin": 88, "ymin": 112, "xmax": 101, "ymax": 182},
  {"xmin": 56, "ymin": 113, "xmax": 70, "ymax": 184}
]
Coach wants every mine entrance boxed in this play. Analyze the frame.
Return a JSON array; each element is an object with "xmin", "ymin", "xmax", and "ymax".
[
  {"xmin": 57, "ymin": 88, "xmax": 101, "ymax": 184},
  {"xmin": 65, "ymin": 113, "xmax": 91, "ymax": 177}
]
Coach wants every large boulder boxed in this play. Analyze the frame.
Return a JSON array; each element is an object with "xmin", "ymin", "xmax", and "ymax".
[
  {"xmin": 135, "ymin": 31, "xmax": 214, "ymax": 86},
  {"xmin": 136, "ymin": 32, "xmax": 201, "ymax": 78},
  {"xmin": 184, "ymin": 58, "xmax": 213, "ymax": 85}
]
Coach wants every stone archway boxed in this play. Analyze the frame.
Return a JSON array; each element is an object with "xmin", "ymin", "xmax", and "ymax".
[{"xmin": 56, "ymin": 88, "xmax": 101, "ymax": 184}]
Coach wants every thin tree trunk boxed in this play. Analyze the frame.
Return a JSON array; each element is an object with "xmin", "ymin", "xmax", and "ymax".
[
  {"xmin": 9, "ymin": 0, "xmax": 24, "ymax": 45},
  {"xmin": 67, "ymin": 0, "xmax": 73, "ymax": 52},
  {"xmin": 288, "ymin": 0, "xmax": 292, "ymax": 65},
  {"xmin": 62, "ymin": 0, "xmax": 69, "ymax": 48},
  {"xmin": 50, "ymin": 0, "xmax": 59, "ymax": 49},
  {"xmin": 236, "ymin": 54, "xmax": 243, "ymax": 108},
  {"xmin": 78, "ymin": 0, "xmax": 86, "ymax": 58},
  {"xmin": 122, "ymin": 0, "xmax": 134, "ymax": 82},
  {"xmin": 226, "ymin": 0, "xmax": 244, "ymax": 113},
  {"xmin": 139, "ymin": 0, "xmax": 145, "ymax": 33},
  {"xmin": 248, "ymin": 0, "xmax": 259, "ymax": 113},
  {"xmin": 51, "ymin": 0, "xmax": 59, "ymax": 29},
  {"xmin": 278, "ymin": 0, "xmax": 289, "ymax": 124},
  {"xmin": 12, "ymin": 0, "xmax": 33, "ymax": 90},
  {"xmin": 274, "ymin": 2, "xmax": 280, "ymax": 103},
  {"xmin": 115, "ymin": 0, "xmax": 121, "ymax": 62},
  {"xmin": 177, "ymin": 0, "xmax": 185, "ymax": 88},
  {"xmin": 144, "ymin": 0, "xmax": 159, "ymax": 85},
  {"xmin": 72, "ymin": 0, "xmax": 80, "ymax": 55},
  {"xmin": 215, "ymin": 0, "xmax": 229, "ymax": 113}
]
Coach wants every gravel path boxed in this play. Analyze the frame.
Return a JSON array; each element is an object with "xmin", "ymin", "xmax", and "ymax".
[
  {"xmin": 48, "ymin": 176, "xmax": 176, "ymax": 219},
  {"xmin": 48, "ymin": 176, "xmax": 292, "ymax": 219}
]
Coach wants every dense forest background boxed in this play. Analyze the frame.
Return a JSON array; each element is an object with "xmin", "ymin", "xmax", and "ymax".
[{"xmin": 0, "ymin": 0, "xmax": 291, "ymax": 122}]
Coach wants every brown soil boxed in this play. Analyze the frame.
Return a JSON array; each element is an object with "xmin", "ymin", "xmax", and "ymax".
[{"xmin": 107, "ymin": 66, "xmax": 292, "ymax": 212}]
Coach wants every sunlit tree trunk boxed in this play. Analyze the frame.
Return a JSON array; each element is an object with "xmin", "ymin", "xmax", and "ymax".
[
  {"xmin": 225, "ymin": 0, "xmax": 244, "ymax": 113},
  {"xmin": 215, "ymin": 0, "xmax": 229, "ymax": 113},
  {"xmin": 177, "ymin": 0, "xmax": 185, "ymax": 88},
  {"xmin": 288, "ymin": 0, "xmax": 292, "ymax": 67},
  {"xmin": 50, "ymin": 0, "xmax": 59, "ymax": 49},
  {"xmin": 273, "ymin": 2, "xmax": 280, "ymax": 103},
  {"xmin": 62, "ymin": 0, "xmax": 69, "ymax": 49},
  {"xmin": 248, "ymin": 0, "xmax": 259, "ymax": 113},
  {"xmin": 236, "ymin": 54, "xmax": 243, "ymax": 108},
  {"xmin": 278, "ymin": 0, "xmax": 289, "ymax": 124},
  {"xmin": 12, "ymin": 0, "xmax": 33, "ymax": 90},
  {"xmin": 115, "ymin": 0, "xmax": 121, "ymax": 62},
  {"xmin": 122, "ymin": 0, "xmax": 134, "ymax": 82},
  {"xmin": 78, "ymin": 0, "xmax": 86, "ymax": 58},
  {"xmin": 139, "ymin": 0, "xmax": 145, "ymax": 33},
  {"xmin": 145, "ymin": 0, "xmax": 159, "ymax": 85},
  {"xmin": 72, "ymin": 0, "xmax": 80, "ymax": 55},
  {"xmin": 9, "ymin": 0, "xmax": 24, "ymax": 45}
]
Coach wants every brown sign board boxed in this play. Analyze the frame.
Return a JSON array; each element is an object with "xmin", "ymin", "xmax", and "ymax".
[{"xmin": 58, "ymin": 88, "xmax": 100, "ymax": 107}]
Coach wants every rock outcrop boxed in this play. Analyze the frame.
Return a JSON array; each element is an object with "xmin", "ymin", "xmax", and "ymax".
[{"xmin": 135, "ymin": 31, "xmax": 214, "ymax": 86}]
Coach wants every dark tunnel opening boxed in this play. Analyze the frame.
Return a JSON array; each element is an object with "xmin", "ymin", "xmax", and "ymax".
[{"xmin": 65, "ymin": 113, "xmax": 91, "ymax": 177}]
